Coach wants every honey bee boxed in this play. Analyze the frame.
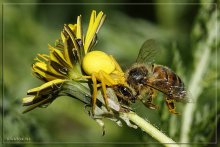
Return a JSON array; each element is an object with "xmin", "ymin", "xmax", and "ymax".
[{"xmin": 114, "ymin": 39, "xmax": 187, "ymax": 114}]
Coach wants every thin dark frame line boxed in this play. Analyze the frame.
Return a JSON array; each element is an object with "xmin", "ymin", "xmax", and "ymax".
[
  {"xmin": 3, "ymin": 141, "xmax": 218, "ymax": 145},
  {"xmin": 1, "ymin": 3, "xmax": 4, "ymax": 145},
  {"xmin": 1, "ymin": 2, "xmax": 218, "ymax": 145},
  {"xmin": 214, "ymin": 3, "xmax": 218, "ymax": 145},
  {"xmin": 2, "ymin": 2, "xmax": 217, "ymax": 5}
]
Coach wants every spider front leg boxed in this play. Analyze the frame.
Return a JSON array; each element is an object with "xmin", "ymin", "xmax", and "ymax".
[
  {"xmin": 83, "ymin": 72, "xmax": 113, "ymax": 113},
  {"xmin": 165, "ymin": 97, "xmax": 180, "ymax": 115},
  {"xmin": 91, "ymin": 73, "xmax": 98, "ymax": 114},
  {"xmin": 98, "ymin": 71, "xmax": 110, "ymax": 111}
]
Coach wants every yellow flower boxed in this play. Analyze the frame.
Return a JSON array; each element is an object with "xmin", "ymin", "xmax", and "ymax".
[
  {"xmin": 32, "ymin": 10, "xmax": 106, "ymax": 82},
  {"xmin": 22, "ymin": 10, "xmax": 106, "ymax": 112}
]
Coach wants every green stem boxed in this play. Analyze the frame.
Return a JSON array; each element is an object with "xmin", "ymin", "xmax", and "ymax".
[
  {"xmin": 180, "ymin": 46, "xmax": 211, "ymax": 143},
  {"xmin": 126, "ymin": 112, "xmax": 179, "ymax": 147},
  {"xmin": 180, "ymin": 3, "xmax": 217, "ymax": 143}
]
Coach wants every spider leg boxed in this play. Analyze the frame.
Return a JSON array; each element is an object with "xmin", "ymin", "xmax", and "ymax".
[
  {"xmin": 109, "ymin": 55, "xmax": 123, "ymax": 72},
  {"xmin": 101, "ymin": 71, "xmax": 117, "ymax": 85},
  {"xmin": 91, "ymin": 73, "xmax": 98, "ymax": 114},
  {"xmin": 165, "ymin": 97, "xmax": 180, "ymax": 115},
  {"xmin": 96, "ymin": 83, "xmax": 102, "ymax": 87},
  {"xmin": 81, "ymin": 74, "xmax": 112, "ymax": 113},
  {"xmin": 98, "ymin": 71, "xmax": 110, "ymax": 111},
  {"xmin": 81, "ymin": 71, "xmax": 119, "ymax": 113},
  {"xmin": 81, "ymin": 76, "xmax": 92, "ymax": 79}
]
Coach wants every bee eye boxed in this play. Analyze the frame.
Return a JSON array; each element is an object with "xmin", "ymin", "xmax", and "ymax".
[
  {"xmin": 118, "ymin": 86, "xmax": 130, "ymax": 96},
  {"xmin": 122, "ymin": 88, "xmax": 128, "ymax": 93}
]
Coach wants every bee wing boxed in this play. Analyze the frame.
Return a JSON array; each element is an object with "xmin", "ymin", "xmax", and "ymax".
[{"xmin": 136, "ymin": 39, "xmax": 159, "ymax": 64}]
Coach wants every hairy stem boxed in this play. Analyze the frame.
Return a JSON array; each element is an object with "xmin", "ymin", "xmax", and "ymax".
[{"xmin": 126, "ymin": 112, "xmax": 179, "ymax": 147}]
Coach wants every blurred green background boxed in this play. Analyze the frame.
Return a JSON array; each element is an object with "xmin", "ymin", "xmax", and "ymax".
[{"xmin": 1, "ymin": 0, "xmax": 219, "ymax": 146}]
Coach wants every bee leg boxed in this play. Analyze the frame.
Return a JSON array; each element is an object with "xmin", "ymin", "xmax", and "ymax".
[
  {"xmin": 165, "ymin": 98, "xmax": 180, "ymax": 115},
  {"xmin": 98, "ymin": 71, "xmax": 110, "ymax": 111},
  {"xmin": 142, "ymin": 88, "xmax": 159, "ymax": 110},
  {"xmin": 142, "ymin": 98, "xmax": 159, "ymax": 110},
  {"xmin": 91, "ymin": 73, "xmax": 98, "ymax": 114}
]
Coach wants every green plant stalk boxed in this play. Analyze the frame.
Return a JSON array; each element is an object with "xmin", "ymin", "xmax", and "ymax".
[
  {"xmin": 126, "ymin": 112, "xmax": 179, "ymax": 147},
  {"xmin": 180, "ymin": 3, "xmax": 217, "ymax": 142},
  {"xmin": 180, "ymin": 47, "xmax": 210, "ymax": 143}
]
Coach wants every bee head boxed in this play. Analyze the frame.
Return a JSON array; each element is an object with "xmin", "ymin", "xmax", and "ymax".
[{"xmin": 126, "ymin": 65, "xmax": 148, "ymax": 87}]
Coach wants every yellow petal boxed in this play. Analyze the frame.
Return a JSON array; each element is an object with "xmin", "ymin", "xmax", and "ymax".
[
  {"xmin": 49, "ymin": 60, "xmax": 68, "ymax": 76},
  {"xmin": 48, "ymin": 44, "xmax": 72, "ymax": 68},
  {"xmin": 61, "ymin": 31, "xmax": 66, "ymax": 43},
  {"xmin": 61, "ymin": 32, "xmax": 76, "ymax": 67},
  {"xmin": 84, "ymin": 11, "xmax": 105, "ymax": 53},
  {"xmin": 63, "ymin": 25, "xmax": 81, "ymax": 61},
  {"xmin": 32, "ymin": 62, "xmax": 65, "ymax": 81},
  {"xmin": 27, "ymin": 79, "xmax": 66, "ymax": 95},
  {"xmin": 76, "ymin": 15, "xmax": 82, "ymax": 39},
  {"xmin": 37, "ymin": 54, "xmax": 50, "ymax": 62},
  {"xmin": 22, "ymin": 96, "xmax": 52, "ymax": 113},
  {"xmin": 33, "ymin": 62, "xmax": 47, "ymax": 72},
  {"xmin": 68, "ymin": 24, "xmax": 77, "ymax": 33},
  {"xmin": 22, "ymin": 96, "xmax": 35, "ymax": 106},
  {"xmin": 47, "ymin": 62, "xmax": 66, "ymax": 77},
  {"xmin": 86, "ymin": 10, "xmax": 96, "ymax": 41}
]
